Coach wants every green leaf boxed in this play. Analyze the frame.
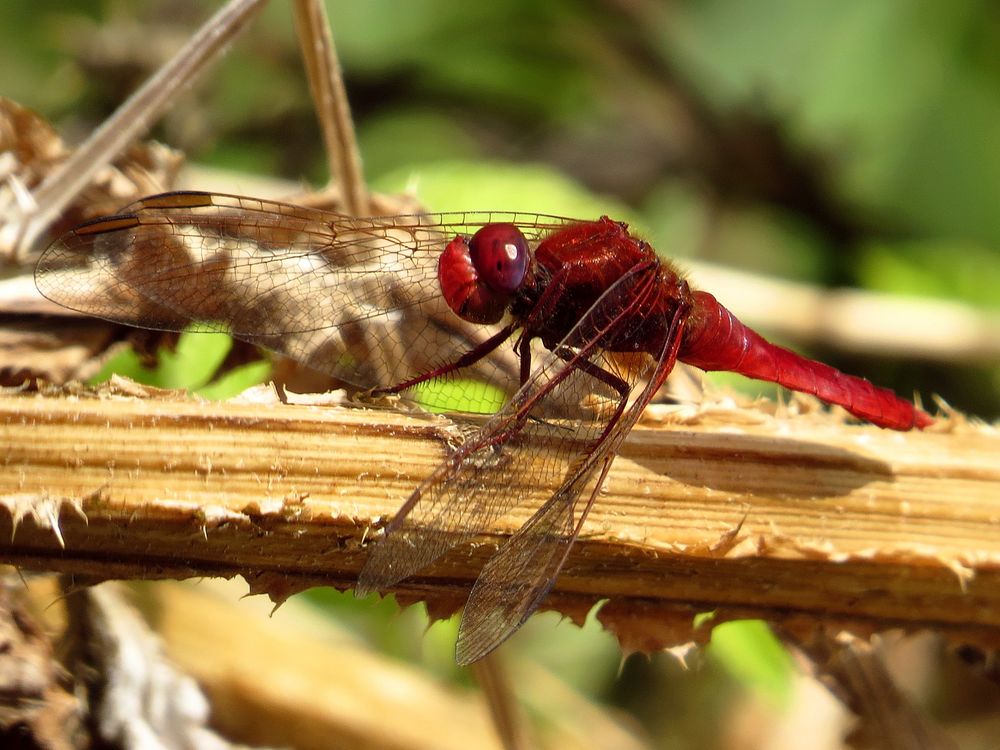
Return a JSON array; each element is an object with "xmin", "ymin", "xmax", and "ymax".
[
  {"xmin": 154, "ymin": 329, "xmax": 233, "ymax": 391},
  {"xmin": 412, "ymin": 378, "xmax": 506, "ymax": 414},
  {"xmin": 87, "ymin": 348, "xmax": 152, "ymax": 387},
  {"xmin": 89, "ymin": 325, "xmax": 270, "ymax": 398},
  {"xmin": 693, "ymin": 610, "xmax": 717, "ymax": 629},
  {"xmin": 857, "ymin": 238, "xmax": 1000, "ymax": 308},
  {"xmin": 358, "ymin": 110, "xmax": 482, "ymax": 180},
  {"xmin": 708, "ymin": 619, "xmax": 793, "ymax": 707},
  {"xmin": 196, "ymin": 360, "xmax": 272, "ymax": 400},
  {"xmin": 373, "ymin": 159, "xmax": 641, "ymax": 225}
]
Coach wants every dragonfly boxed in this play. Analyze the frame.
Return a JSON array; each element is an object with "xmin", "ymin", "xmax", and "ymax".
[{"xmin": 35, "ymin": 191, "xmax": 932, "ymax": 664}]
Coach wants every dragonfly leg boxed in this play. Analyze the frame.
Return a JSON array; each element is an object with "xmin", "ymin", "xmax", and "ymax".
[
  {"xmin": 553, "ymin": 346, "xmax": 629, "ymax": 401},
  {"xmin": 371, "ymin": 321, "xmax": 518, "ymax": 396}
]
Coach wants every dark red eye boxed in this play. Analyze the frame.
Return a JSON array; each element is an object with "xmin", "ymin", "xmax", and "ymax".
[
  {"xmin": 468, "ymin": 223, "xmax": 528, "ymax": 295},
  {"xmin": 438, "ymin": 235, "xmax": 506, "ymax": 324}
]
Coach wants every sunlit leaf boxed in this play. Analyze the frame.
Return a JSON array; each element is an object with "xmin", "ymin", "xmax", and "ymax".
[
  {"xmin": 708, "ymin": 619, "xmax": 793, "ymax": 708},
  {"xmin": 374, "ymin": 160, "xmax": 641, "ymax": 225}
]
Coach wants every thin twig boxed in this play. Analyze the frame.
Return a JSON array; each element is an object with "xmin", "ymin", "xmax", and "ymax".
[
  {"xmin": 291, "ymin": 0, "xmax": 369, "ymax": 215},
  {"xmin": 470, "ymin": 653, "xmax": 531, "ymax": 750}
]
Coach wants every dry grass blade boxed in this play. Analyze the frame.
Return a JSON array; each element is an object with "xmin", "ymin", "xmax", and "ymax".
[
  {"xmin": 826, "ymin": 634, "xmax": 959, "ymax": 750},
  {"xmin": 687, "ymin": 260, "xmax": 1000, "ymax": 362},
  {"xmin": 470, "ymin": 653, "xmax": 531, "ymax": 750}
]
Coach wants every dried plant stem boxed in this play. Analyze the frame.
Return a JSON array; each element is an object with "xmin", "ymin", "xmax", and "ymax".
[
  {"xmin": 687, "ymin": 260, "xmax": 1000, "ymax": 363},
  {"xmin": 470, "ymin": 653, "xmax": 531, "ymax": 750},
  {"xmin": 291, "ymin": 0, "xmax": 369, "ymax": 215},
  {"xmin": 1, "ymin": 390, "xmax": 998, "ymax": 653}
]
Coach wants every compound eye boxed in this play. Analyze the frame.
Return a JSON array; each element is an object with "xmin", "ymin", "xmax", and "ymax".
[
  {"xmin": 438, "ymin": 235, "xmax": 506, "ymax": 324},
  {"xmin": 468, "ymin": 223, "xmax": 528, "ymax": 295}
]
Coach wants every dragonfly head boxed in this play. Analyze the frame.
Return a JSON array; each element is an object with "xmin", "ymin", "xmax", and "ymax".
[{"xmin": 438, "ymin": 223, "xmax": 529, "ymax": 324}]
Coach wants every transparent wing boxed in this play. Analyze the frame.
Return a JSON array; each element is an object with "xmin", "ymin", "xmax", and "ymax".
[
  {"xmin": 357, "ymin": 260, "xmax": 688, "ymax": 662},
  {"xmin": 35, "ymin": 191, "xmax": 572, "ymax": 411},
  {"xmin": 453, "ymin": 455, "xmax": 609, "ymax": 665},
  {"xmin": 456, "ymin": 279, "xmax": 690, "ymax": 663}
]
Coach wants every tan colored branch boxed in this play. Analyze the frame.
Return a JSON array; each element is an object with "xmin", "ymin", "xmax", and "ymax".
[
  {"xmin": 2, "ymin": 385, "xmax": 998, "ymax": 653},
  {"xmin": 686, "ymin": 259, "xmax": 1000, "ymax": 362}
]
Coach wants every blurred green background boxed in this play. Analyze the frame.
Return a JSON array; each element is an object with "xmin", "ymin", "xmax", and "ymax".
[{"xmin": 5, "ymin": 1, "xmax": 999, "ymax": 747}]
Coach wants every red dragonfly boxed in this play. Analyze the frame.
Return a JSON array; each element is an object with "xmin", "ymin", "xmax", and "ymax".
[{"xmin": 36, "ymin": 191, "xmax": 931, "ymax": 664}]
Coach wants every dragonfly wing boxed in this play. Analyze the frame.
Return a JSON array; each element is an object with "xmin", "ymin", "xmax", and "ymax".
[
  {"xmin": 453, "ymin": 453, "xmax": 611, "ymax": 664},
  {"xmin": 454, "ymin": 304, "xmax": 689, "ymax": 662},
  {"xmin": 355, "ymin": 376, "xmax": 610, "ymax": 594},
  {"xmin": 35, "ymin": 192, "xmax": 566, "ymax": 409},
  {"xmin": 358, "ymin": 260, "xmax": 689, "ymax": 644}
]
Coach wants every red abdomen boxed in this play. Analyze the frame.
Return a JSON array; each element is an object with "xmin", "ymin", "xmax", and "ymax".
[{"xmin": 680, "ymin": 291, "xmax": 932, "ymax": 430}]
